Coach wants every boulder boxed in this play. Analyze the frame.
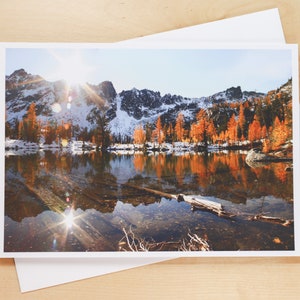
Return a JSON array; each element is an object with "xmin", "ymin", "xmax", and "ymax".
[
  {"xmin": 246, "ymin": 148, "xmax": 293, "ymax": 168},
  {"xmin": 245, "ymin": 148, "xmax": 270, "ymax": 163}
]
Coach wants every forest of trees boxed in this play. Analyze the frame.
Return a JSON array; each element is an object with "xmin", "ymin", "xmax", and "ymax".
[
  {"xmin": 5, "ymin": 80, "xmax": 292, "ymax": 153},
  {"xmin": 132, "ymin": 82, "xmax": 292, "ymax": 153},
  {"xmin": 6, "ymin": 102, "xmax": 111, "ymax": 149}
]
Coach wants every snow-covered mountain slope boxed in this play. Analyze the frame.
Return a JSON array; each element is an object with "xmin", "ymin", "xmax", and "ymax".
[
  {"xmin": 5, "ymin": 69, "xmax": 266, "ymax": 140},
  {"xmin": 6, "ymin": 69, "xmax": 115, "ymax": 131}
]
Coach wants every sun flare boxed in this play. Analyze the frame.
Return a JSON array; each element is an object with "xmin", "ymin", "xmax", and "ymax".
[{"xmin": 53, "ymin": 52, "xmax": 92, "ymax": 85}]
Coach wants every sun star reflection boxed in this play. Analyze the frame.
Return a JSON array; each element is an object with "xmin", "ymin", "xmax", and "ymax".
[{"xmin": 63, "ymin": 206, "xmax": 74, "ymax": 229}]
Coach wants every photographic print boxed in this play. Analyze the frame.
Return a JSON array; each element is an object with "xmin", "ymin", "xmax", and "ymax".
[{"xmin": 1, "ymin": 44, "xmax": 299, "ymax": 257}]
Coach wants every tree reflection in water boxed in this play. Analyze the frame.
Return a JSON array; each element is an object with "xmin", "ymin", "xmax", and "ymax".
[{"xmin": 4, "ymin": 150, "xmax": 294, "ymax": 252}]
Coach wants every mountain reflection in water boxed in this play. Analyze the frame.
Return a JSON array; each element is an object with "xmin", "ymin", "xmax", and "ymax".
[{"xmin": 5, "ymin": 150, "xmax": 294, "ymax": 252}]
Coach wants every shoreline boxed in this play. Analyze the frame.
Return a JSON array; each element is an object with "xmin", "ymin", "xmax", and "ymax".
[{"xmin": 5, "ymin": 138, "xmax": 293, "ymax": 164}]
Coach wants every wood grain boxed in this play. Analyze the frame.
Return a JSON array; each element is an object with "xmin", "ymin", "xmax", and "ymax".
[
  {"xmin": 0, "ymin": 0, "xmax": 299, "ymax": 43},
  {"xmin": 0, "ymin": 0, "xmax": 299, "ymax": 299}
]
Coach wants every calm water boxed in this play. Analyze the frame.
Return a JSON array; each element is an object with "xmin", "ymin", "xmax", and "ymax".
[{"xmin": 4, "ymin": 150, "xmax": 294, "ymax": 252}]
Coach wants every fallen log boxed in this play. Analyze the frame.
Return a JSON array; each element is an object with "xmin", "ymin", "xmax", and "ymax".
[
  {"xmin": 249, "ymin": 214, "xmax": 293, "ymax": 227},
  {"xmin": 124, "ymin": 183, "xmax": 234, "ymax": 219},
  {"xmin": 178, "ymin": 194, "xmax": 235, "ymax": 218},
  {"xmin": 124, "ymin": 183, "xmax": 177, "ymax": 199}
]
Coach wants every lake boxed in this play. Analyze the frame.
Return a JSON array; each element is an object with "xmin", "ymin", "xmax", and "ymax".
[{"xmin": 4, "ymin": 149, "xmax": 294, "ymax": 252}]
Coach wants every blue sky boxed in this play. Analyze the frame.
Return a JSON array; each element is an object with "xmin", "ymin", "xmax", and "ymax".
[{"xmin": 5, "ymin": 47, "xmax": 293, "ymax": 98}]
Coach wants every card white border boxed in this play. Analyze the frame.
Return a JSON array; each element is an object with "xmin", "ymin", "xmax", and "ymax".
[{"xmin": 0, "ymin": 42, "xmax": 298, "ymax": 258}]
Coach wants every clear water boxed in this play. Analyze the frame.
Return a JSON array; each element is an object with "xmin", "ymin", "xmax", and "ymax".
[{"xmin": 4, "ymin": 150, "xmax": 294, "ymax": 252}]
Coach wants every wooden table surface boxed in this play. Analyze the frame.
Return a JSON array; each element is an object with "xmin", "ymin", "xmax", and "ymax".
[{"xmin": 0, "ymin": 1, "xmax": 299, "ymax": 299}]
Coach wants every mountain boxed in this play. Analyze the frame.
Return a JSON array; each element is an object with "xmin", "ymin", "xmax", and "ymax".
[
  {"xmin": 6, "ymin": 69, "xmax": 116, "ymax": 131},
  {"xmin": 5, "ymin": 69, "xmax": 267, "ymax": 141},
  {"xmin": 209, "ymin": 86, "xmax": 265, "ymax": 103}
]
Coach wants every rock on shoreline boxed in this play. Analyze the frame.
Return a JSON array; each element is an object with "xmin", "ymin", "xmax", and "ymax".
[{"xmin": 245, "ymin": 148, "xmax": 293, "ymax": 168}]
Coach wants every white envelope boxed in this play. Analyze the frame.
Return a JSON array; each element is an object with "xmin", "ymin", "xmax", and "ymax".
[{"xmin": 14, "ymin": 8, "xmax": 286, "ymax": 292}]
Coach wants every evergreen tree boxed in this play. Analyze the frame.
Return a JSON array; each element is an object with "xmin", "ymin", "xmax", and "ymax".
[
  {"xmin": 144, "ymin": 122, "xmax": 153, "ymax": 143},
  {"xmin": 44, "ymin": 121, "xmax": 57, "ymax": 145},
  {"xmin": 91, "ymin": 113, "xmax": 111, "ymax": 149}
]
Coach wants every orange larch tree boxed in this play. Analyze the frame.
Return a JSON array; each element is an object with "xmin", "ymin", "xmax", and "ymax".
[
  {"xmin": 248, "ymin": 116, "xmax": 262, "ymax": 143},
  {"xmin": 237, "ymin": 103, "xmax": 246, "ymax": 140},
  {"xmin": 151, "ymin": 116, "xmax": 165, "ymax": 144},
  {"xmin": 133, "ymin": 125, "xmax": 146, "ymax": 144},
  {"xmin": 19, "ymin": 102, "xmax": 40, "ymax": 142},
  {"xmin": 207, "ymin": 119, "xmax": 217, "ymax": 144},
  {"xmin": 226, "ymin": 114, "xmax": 237, "ymax": 144},
  {"xmin": 175, "ymin": 112, "xmax": 185, "ymax": 142},
  {"xmin": 190, "ymin": 122, "xmax": 200, "ymax": 143},
  {"xmin": 156, "ymin": 116, "xmax": 164, "ymax": 144},
  {"xmin": 269, "ymin": 116, "xmax": 289, "ymax": 150},
  {"xmin": 190, "ymin": 109, "xmax": 216, "ymax": 145}
]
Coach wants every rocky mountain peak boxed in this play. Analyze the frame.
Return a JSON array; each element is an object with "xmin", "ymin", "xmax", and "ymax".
[
  {"xmin": 8, "ymin": 68, "xmax": 28, "ymax": 79},
  {"xmin": 6, "ymin": 69, "xmax": 28, "ymax": 89},
  {"xmin": 97, "ymin": 81, "xmax": 117, "ymax": 103},
  {"xmin": 119, "ymin": 88, "xmax": 162, "ymax": 120},
  {"xmin": 225, "ymin": 86, "xmax": 243, "ymax": 99},
  {"xmin": 6, "ymin": 68, "xmax": 45, "ymax": 91}
]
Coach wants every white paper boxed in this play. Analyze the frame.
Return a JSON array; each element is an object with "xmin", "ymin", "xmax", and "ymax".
[
  {"xmin": 14, "ymin": 8, "xmax": 287, "ymax": 292},
  {"xmin": 120, "ymin": 8, "xmax": 285, "ymax": 45}
]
